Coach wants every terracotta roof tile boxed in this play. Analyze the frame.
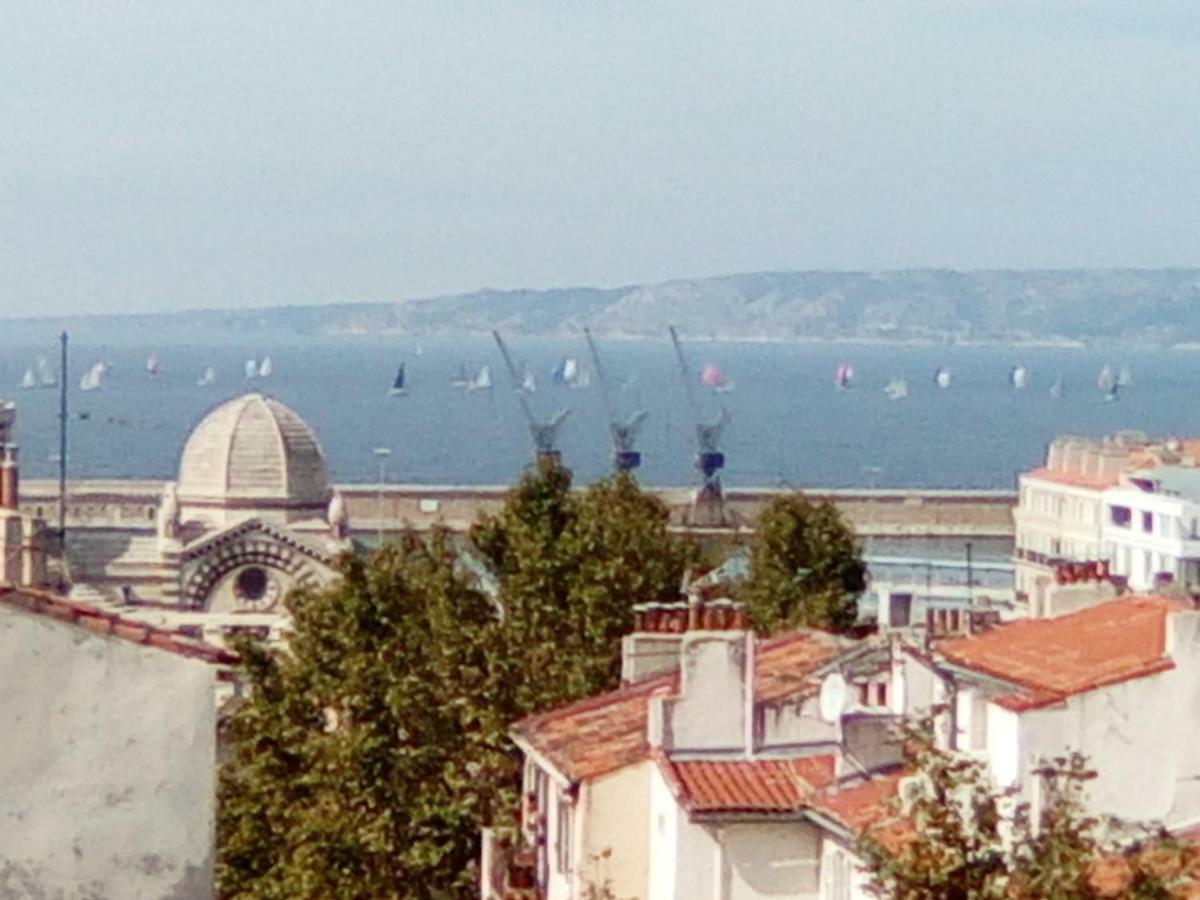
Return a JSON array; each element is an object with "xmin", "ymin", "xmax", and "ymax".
[
  {"xmin": 809, "ymin": 772, "xmax": 903, "ymax": 834},
  {"xmin": 0, "ymin": 587, "xmax": 238, "ymax": 667},
  {"xmin": 512, "ymin": 630, "xmax": 843, "ymax": 782},
  {"xmin": 659, "ymin": 754, "xmax": 839, "ymax": 815},
  {"xmin": 1023, "ymin": 466, "xmax": 1120, "ymax": 490},
  {"xmin": 938, "ymin": 596, "xmax": 1186, "ymax": 711}
]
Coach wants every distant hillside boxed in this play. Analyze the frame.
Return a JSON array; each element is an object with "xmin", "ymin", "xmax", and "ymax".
[{"xmin": 7, "ymin": 269, "xmax": 1200, "ymax": 346}]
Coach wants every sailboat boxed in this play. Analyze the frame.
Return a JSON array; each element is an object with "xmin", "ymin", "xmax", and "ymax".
[
  {"xmin": 197, "ymin": 366, "xmax": 217, "ymax": 387},
  {"xmin": 36, "ymin": 356, "xmax": 56, "ymax": 388},
  {"xmin": 1010, "ymin": 365, "xmax": 1029, "ymax": 390},
  {"xmin": 258, "ymin": 355, "xmax": 273, "ymax": 379},
  {"xmin": 1097, "ymin": 365, "xmax": 1119, "ymax": 402},
  {"xmin": 79, "ymin": 361, "xmax": 107, "ymax": 392},
  {"xmin": 701, "ymin": 363, "xmax": 734, "ymax": 394},
  {"xmin": 520, "ymin": 366, "xmax": 537, "ymax": 393},
  {"xmin": 244, "ymin": 358, "xmax": 259, "ymax": 379},
  {"xmin": 834, "ymin": 364, "xmax": 854, "ymax": 389},
  {"xmin": 19, "ymin": 368, "xmax": 36, "ymax": 390},
  {"xmin": 934, "ymin": 367, "xmax": 952, "ymax": 389},
  {"xmin": 1049, "ymin": 375, "xmax": 1064, "ymax": 399},
  {"xmin": 146, "ymin": 354, "xmax": 160, "ymax": 377},
  {"xmin": 389, "ymin": 363, "xmax": 407, "ymax": 397},
  {"xmin": 553, "ymin": 357, "xmax": 580, "ymax": 387},
  {"xmin": 884, "ymin": 377, "xmax": 909, "ymax": 400},
  {"xmin": 467, "ymin": 365, "xmax": 493, "ymax": 392}
]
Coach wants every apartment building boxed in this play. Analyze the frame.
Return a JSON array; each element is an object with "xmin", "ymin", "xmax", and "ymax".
[
  {"xmin": 1013, "ymin": 433, "xmax": 1200, "ymax": 614},
  {"xmin": 483, "ymin": 593, "xmax": 1200, "ymax": 900}
]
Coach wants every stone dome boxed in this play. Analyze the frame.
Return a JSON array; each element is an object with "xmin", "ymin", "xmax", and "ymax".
[{"xmin": 177, "ymin": 394, "xmax": 329, "ymax": 509}]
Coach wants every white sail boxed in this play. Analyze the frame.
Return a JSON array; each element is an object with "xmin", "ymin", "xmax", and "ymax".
[
  {"xmin": 36, "ymin": 356, "xmax": 56, "ymax": 387},
  {"xmin": 1010, "ymin": 365, "xmax": 1029, "ymax": 390},
  {"xmin": 146, "ymin": 354, "xmax": 160, "ymax": 376},
  {"xmin": 1050, "ymin": 375, "xmax": 1064, "ymax": 399},
  {"xmin": 935, "ymin": 367, "xmax": 951, "ymax": 389},
  {"xmin": 562, "ymin": 357, "xmax": 579, "ymax": 384},
  {"xmin": 79, "ymin": 361, "xmax": 106, "ymax": 392},
  {"xmin": 197, "ymin": 366, "xmax": 216, "ymax": 387},
  {"xmin": 468, "ymin": 365, "xmax": 493, "ymax": 391},
  {"xmin": 1097, "ymin": 365, "xmax": 1117, "ymax": 393},
  {"xmin": 884, "ymin": 377, "xmax": 908, "ymax": 400},
  {"xmin": 258, "ymin": 355, "xmax": 273, "ymax": 378},
  {"xmin": 521, "ymin": 368, "xmax": 537, "ymax": 393},
  {"xmin": 20, "ymin": 368, "xmax": 36, "ymax": 390},
  {"xmin": 244, "ymin": 358, "xmax": 259, "ymax": 379}
]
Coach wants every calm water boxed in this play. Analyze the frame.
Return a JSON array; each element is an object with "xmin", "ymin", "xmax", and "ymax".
[{"xmin": 2, "ymin": 335, "xmax": 1197, "ymax": 489}]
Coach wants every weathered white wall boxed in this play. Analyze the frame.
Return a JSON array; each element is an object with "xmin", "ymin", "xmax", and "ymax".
[
  {"xmin": 578, "ymin": 762, "xmax": 653, "ymax": 900},
  {"xmin": 1019, "ymin": 667, "xmax": 1177, "ymax": 824},
  {"xmin": 722, "ymin": 822, "xmax": 820, "ymax": 899},
  {"xmin": 818, "ymin": 838, "xmax": 873, "ymax": 900},
  {"xmin": 663, "ymin": 632, "xmax": 750, "ymax": 753},
  {"xmin": 0, "ymin": 605, "xmax": 216, "ymax": 900}
]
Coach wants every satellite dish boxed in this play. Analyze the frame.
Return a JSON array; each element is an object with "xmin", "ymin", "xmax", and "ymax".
[{"xmin": 818, "ymin": 672, "xmax": 847, "ymax": 724}]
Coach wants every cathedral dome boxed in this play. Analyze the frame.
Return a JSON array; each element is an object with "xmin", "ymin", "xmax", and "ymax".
[{"xmin": 177, "ymin": 394, "xmax": 329, "ymax": 510}]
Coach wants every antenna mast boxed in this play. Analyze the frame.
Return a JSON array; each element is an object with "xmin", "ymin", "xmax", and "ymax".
[
  {"xmin": 492, "ymin": 331, "xmax": 570, "ymax": 464},
  {"xmin": 584, "ymin": 328, "xmax": 647, "ymax": 472}
]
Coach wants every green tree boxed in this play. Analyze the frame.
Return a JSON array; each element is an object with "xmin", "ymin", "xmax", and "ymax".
[
  {"xmin": 860, "ymin": 721, "xmax": 1199, "ymax": 899},
  {"xmin": 218, "ymin": 530, "xmax": 516, "ymax": 899},
  {"xmin": 741, "ymin": 493, "xmax": 866, "ymax": 632},
  {"xmin": 474, "ymin": 463, "xmax": 693, "ymax": 707},
  {"xmin": 218, "ymin": 463, "xmax": 693, "ymax": 899}
]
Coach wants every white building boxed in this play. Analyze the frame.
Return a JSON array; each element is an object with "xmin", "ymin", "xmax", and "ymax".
[
  {"xmin": 0, "ymin": 585, "xmax": 235, "ymax": 899},
  {"xmin": 483, "ymin": 597, "xmax": 902, "ymax": 900},
  {"xmin": 0, "ymin": 393, "xmax": 351, "ymax": 645},
  {"xmin": 486, "ymin": 594, "xmax": 1200, "ymax": 900},
  {"xmin": 1101, "ymin": 466, "xmax": 1200, "ymax": 593},
  {"xmin": 1014, "ymin": 433, "xmax": 1200, "ymax": 615}
]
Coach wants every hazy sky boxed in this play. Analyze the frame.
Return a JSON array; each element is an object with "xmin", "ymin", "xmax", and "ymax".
[{"xmin": 2, "ymin": 1, "xmax": 1198, "ymax": 318}]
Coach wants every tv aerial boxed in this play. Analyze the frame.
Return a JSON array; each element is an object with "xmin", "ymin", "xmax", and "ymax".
[
  {"xmin": 492, "ymin": 331, "xmax": 570, "ymax": 464},
  {"xmin": 583, "ymin": 327, "xmax": 647, "ymax": 473},
  {"xmin": 668, "ymin": 326, "xmax": 730, "ymax": 502}
]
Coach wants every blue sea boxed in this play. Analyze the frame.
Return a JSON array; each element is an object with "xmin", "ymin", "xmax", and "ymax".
[{"xmin": 1, "ymin": 334, "xmax": 1197, "ymax": 489}]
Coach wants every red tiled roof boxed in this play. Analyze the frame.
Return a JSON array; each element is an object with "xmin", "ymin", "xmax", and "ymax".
[
  {"xmin": 809, "ymin": 772, "xmax": 903, "ymax": 834},
  {"xmin": 0, "ymin": 587, "xmax": 238, "ymax": 668},
  {"xmin": 938, "ymin": 596, "xmax": 1186, "ymax": 711},
  {"xmin": 659, "ymin": 753, "xmax": 838, "ymax": 815},
  {"xmin": 1023, "ymin": 466, "xmax": 1120, "ymax": 491},
  {"xmin": 512, "ymin": 630, "xmax": 843, "ymax": 782}
]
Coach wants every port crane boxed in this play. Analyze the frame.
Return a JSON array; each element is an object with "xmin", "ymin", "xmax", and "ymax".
[
  {"xmin": 492, "ymin": 331, "xmax": 570, "ymax": 464},
  {"xmin": 583, "ymin": 328, "xmax": 647, "ymax": 473},
  {"xmin": 668, "ymin": 326, "xmax": 730, "ymax": 510}
]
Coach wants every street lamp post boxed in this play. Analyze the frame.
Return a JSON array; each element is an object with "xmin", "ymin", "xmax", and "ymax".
[{"xmin": 373, "ymin": 447, "xmax": 391, "ymax": 548}]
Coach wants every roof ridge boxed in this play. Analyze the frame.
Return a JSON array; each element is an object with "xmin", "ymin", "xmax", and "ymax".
[{"xmin": 0, "ymin": 587, "xmax": 238, "ymax": 667}]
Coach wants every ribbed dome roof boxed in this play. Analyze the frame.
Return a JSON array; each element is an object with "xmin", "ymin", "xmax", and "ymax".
[{"xmin": 177, "ymin": 394, "xmax": 329, "ymax": 507}]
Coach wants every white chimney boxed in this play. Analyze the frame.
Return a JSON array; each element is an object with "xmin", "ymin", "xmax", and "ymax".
[{"xmin": 648, "ymin": 597, "xmax": 754, "ymax": 755}]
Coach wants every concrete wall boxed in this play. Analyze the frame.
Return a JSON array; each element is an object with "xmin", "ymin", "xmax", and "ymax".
[
  {"xmin": 818, "ymin": 838, "xmax": 873, "ymax": 900},
  {"xmin": 1018, "ymin": 668, "xmax": 1178, "ymax": 824},
  {"xmin": 578, "ymin": 762, "xmax": 653, "ymax": 900},
  {"xmin": 0, "ymin": 605, "xmax": 216, "ymax": 900},
  {"xmin": 649, "ymin": 764, "xmax": 823, "ymax": 900}
]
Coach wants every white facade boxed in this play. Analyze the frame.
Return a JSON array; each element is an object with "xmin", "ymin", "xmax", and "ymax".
[
  {"xmin": 0, "ymin": 595, "xmax": 223, "ymax": 899},
  {"xmin": 495, "ymin": 595, "xmax": 1200, "ymax": 900},
  {"xmin": 1101, "ymin": 470, "xmax": 1200, "ymax": 593}
]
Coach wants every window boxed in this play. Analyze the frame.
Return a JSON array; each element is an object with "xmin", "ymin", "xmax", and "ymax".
[
  {"xmin": 1142, "ymin": 511, "xmax": 1154, "ymax": 533},
  {"xmin": 1110, "ymin": 505, "xmax": 1132, "ymax": 528},
  {"xmin": 555, "ymin": 797, "xmax": 573, "ymax": 873}
]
